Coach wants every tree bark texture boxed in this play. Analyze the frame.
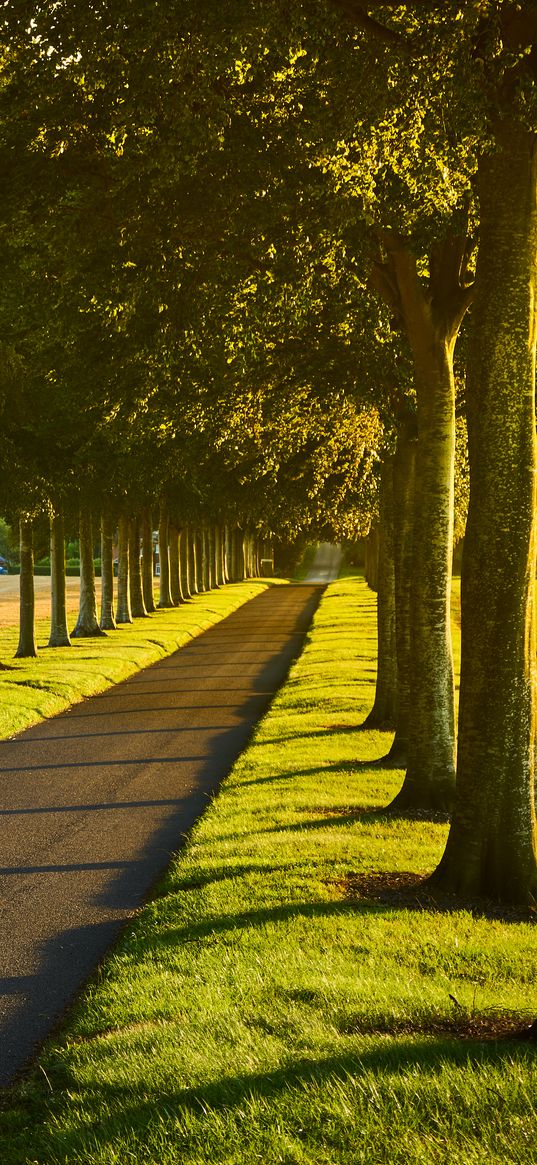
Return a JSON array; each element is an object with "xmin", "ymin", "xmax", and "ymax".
[
  {"xmin": 129, "ymin": 517, "xmax": 147, "ymax": 618},
  {"xmin": 363, "ymin": 456, "xmax": 397, "ymax": 729},
  {"xmin": 158, "ymin": 504, "xmax": 174, "ymax": 608},
  {"xmin": 215, "ymin": 526, "xmax": 225, "ymax": 586},
  {"xmin": 180, "ymin": 525, "xmax": 192, "ymax": 599},
  {"xmin": 199, "ymin": 529, "xmax": 208, "ymax": 592},
  {"xmin": 72, "ymin": 511, "xmax": 104, "ymax": 638},
  {"xmin": 386, "ymin": 419, "xmax": 417, "ymax": 765},
  {"xmin": 99, "ymin": 512, "xmax": 116, "ymax": 631},
  {"xmin": 15, "ymin": 518, "xmax": 37, "ymax": 658},
  {"xmin": 433, "ymin": 124, "xmax": 537, "ymax": 905},
  {"xmin": 189, "ymin": 526, "xmax": 199, "ymax": 594},
  {"xmin": 401, "ymin": 339, "xmax": 456, "ymax": 809},
  {"xmin": 224, "ymin": 527, "xmax": 233, "ymax": 582},
  {"xmin": 116, "ymin": 515, "xmax": 132, "ymax": 624},
  {"xmin": 364, "ymin": 527, "xmax": 379, "ymax": 592},
  {"xmin": 245, "ymin": 532, "xmax": 254, "ymax": 578},
  {"xmin": 238, "ymin": 529, "xmax": 247, "ymax": 580},
  {"xmin": 168, "ymin": 524, "xmax": 184, "ymax": 605},
  {"xmin": 206, "ymin": 527, "xmax": 215, "ymax": 591},
  {"xmin": 141, "ymin": 508, "xmax": 156, "ymax": 613},
  {"xmin": 48, "ymin": 511, "xmax": 71, "ymax": 648},
  {"xmin": 226, "ymin": 528, "xmax": 234, "ymax": 582}
]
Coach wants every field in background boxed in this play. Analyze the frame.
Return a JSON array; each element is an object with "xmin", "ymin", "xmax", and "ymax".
[{"xmin": 0, "ymin": 575, "xmax": 84, "ymax": 626}]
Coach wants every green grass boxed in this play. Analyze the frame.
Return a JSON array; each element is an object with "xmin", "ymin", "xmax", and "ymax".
[
  {"xmin": 0, "ymin": 579, "xmax": 286, "ymax": 740},
  {"xmin": 1, "ymin": 571, "xmax": 536, "ymax": 1164}
]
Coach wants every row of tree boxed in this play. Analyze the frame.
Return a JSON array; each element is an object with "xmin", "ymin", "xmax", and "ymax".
[
  {"xmin": 14, "ymin": 510, "xmax": 275, "ymax": 658},
  {"xmin": 1, "ymin": 2, "xmax": 536, "ymax": 905}
]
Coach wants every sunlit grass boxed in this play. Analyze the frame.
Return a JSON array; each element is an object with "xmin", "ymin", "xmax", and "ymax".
[{"xmin": 0, "ymin": 571, "xmax": 535, "ymax": 1164}]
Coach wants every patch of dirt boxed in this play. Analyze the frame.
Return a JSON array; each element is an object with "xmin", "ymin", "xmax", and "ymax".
[
  {"xmin": 314, "ymin": 805, "xmax": 450, "ymax": 825},
  {"xmin": 310, "ymin": 805, "xmax": 373, "ymax": 819},
  {"xmin": 336, "ymin": 870, "xmax": 536, "ymax": 923},
  {"xmin": 340, "ymin": 1012, "xmax": 537, "ymax": 1042}
]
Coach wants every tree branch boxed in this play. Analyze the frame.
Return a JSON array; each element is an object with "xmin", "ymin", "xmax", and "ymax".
[
  {"xmin": 375, "ymin": 228, "xmax": 429, "ymax": 325},
  {"xmin": 429, "ymin": 231, "xmax": 475, "ymax": 338}
]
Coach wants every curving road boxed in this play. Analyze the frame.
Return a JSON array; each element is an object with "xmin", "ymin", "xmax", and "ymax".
[{"xmin": 0, "ymin": 583, "xmax": 322, "ymax": 1086}]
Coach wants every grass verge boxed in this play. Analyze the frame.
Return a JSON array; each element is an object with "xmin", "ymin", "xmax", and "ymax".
[
  {"xmin": 1, "ymin": 571, "xmax": 536, "ymax": 1164},
  {"xmin": 0, "ymin": 579, "xmax": 285, "ymax": 740}
]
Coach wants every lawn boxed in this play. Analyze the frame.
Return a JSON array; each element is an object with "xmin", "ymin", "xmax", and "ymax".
[{"xmin": 0, "ymin": 571, "xmax": 535, "ymax": 1164}]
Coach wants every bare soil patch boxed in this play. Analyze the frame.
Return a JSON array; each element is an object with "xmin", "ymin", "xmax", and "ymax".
[
  {"xmin": 340, "ymin": 1011, "xmax": 537, "ymax": 1042},
  {"xmin": 0, "ymin": 577, "xmax": 81, "ymax": 627},
  {"xmin": 337, "ymin": 870, "xmax": 536, "ymax": 923}
]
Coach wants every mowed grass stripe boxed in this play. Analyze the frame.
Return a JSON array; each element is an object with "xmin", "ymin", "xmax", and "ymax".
[{"xmin": 1, "ymin": 571, "xmax": 536, "ymax": 1165}]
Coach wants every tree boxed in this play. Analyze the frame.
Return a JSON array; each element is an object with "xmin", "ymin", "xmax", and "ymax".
[{"xmin": 322, "ymin": 0, "xmax": 537, "ymax": 902}]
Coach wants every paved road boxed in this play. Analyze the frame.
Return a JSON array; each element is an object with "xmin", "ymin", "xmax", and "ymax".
[{"xmin": 0, "ymin": 584, "xmax": 322, "ymax": 1086}]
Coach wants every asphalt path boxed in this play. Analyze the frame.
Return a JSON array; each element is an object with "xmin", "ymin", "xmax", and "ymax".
[{"xmin": 0, "ymin": 583, "xmax": 322, "ymax": 1086}]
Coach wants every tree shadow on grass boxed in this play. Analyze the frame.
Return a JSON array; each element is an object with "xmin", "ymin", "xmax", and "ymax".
[
  {"xmin": 339, "ymin": 870, "xmax": 536, "ymax": 925},
  {"xmin": 134, "ymin": 886, "xmax": 535, "ymax": 954},
  {"xmin": 158, "ymin": 860, "xmax": 315, "ymax": 895},
  {"xmin": 237, "ymin": 760, "xmax": 392, "ymax": 790},
  {"xmin": 20, "ymin": 1030, "xmax": 537, "ymax": 1164},
  {"xmin": 266, "ymin": 807, "xmax": 419, "ymax": 834}
]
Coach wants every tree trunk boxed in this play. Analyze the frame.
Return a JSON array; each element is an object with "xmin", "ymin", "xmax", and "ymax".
[
  {"xmin": 390, "ymin": 337, "xmax": 456, "ymax": 811},
  {"xmin": 433, "ymin": 123, "xmax": 537, "ymax": 905},
  {"xmin": 363, "ymin": 456, "xmax": 397, "ymax": 729},
  {"xmin": 206, "ymin": 526, "xmax": 216, "ymax": 590},
  {"xmin": 245, "ymin": 532, "xmax": 254, "ymax": 578},
  {"xmin": 158, "ymin": 503, "xmax": 174, "ymax": 608},
  {"xmin": 223, "ymin": 526, "xmax": 231, "ymax": 582},
  {"xmin": 205, "ymin": 528, "xmax": 212, "ymax": 590},
  {"xmin": 237, "ymin": 529, "xmax": 246, "ymax": 580},
  {"xmin": 365, "ymin": 527, "xmax": 379, "ymax": 592},
  {"xmin": 72, "ymin": 511, "xmax": 104, "ymax": 638},
  {"xmin": 169, "ymin": 523, "xmax": 184, "ymax": 605},
  {"xmin": 141, "ymin": 507, "xmax": 156, "ymax": 613},
  {"xmin": 228, "ymin": 527, "xmax": 237, "ymax": 581},
  {"xmin": 370, "ymin": 231, "xmax": 473, "ymax": 813},
  {"xmin": 129, "ymin": 517, "xmax": 147, "ymax": 618},
  {"xmin": 100, "ymin": 512, "xmax": 116, "ymax": 631},
  {"xmin": 199, "ymin": 529, "xmax": 208, "ymax": 592},
  {"xmin": 48, "ymin": 511, "xmax": 70, "ymax": 648},
  {"xmin": 190, "ymin": 526, "xmax": 199, "ymax": 594},
  {"xmin": 116, "ymin": 514, "xmax": 132, "ymax": 624},
  {"xmin": 214, "ymin": 526, "xmax": 223, "ymax": 587},
  {"xmin": 385, "ymin": 418, "xmax": 417, "ymax": 766},
  {"xmin": 180, "ymin": 524, "xmax": 192, "ymax": 599},
  {"xmin": 15, "ymin": 518, "xmax": 37, "ymax": 658}
]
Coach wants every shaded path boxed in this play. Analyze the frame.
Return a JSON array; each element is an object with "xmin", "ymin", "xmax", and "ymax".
[{"xmin": 0, "ymin": 584, "xmax": 321, "ymax": 1086}]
